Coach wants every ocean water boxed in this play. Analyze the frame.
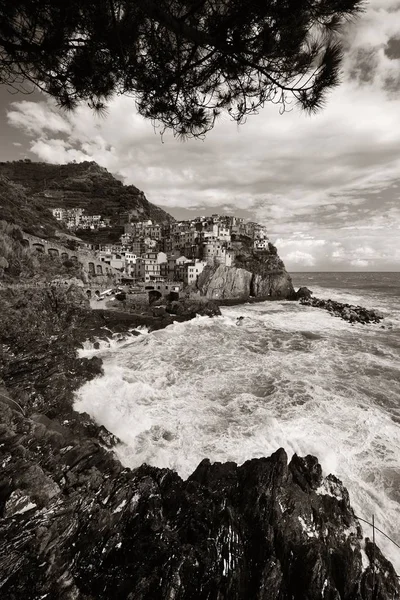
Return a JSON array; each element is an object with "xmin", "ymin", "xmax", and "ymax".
[{"xmin": 74, "ymin": 272, "xmax": 400, "ymax": 571}]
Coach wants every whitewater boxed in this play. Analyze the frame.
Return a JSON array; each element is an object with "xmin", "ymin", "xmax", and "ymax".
[{"xmin": 74, "ymin": 273, "xmax": 400, "ymax": 571}]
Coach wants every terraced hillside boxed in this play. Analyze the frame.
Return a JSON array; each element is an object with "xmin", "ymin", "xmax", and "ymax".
[{"xmin": 0, "ymin": 160, "xmax": 173, "ymax": 227}]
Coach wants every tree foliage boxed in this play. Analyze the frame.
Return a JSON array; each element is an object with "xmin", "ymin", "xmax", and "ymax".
[{"xmin": 0, "ymin": 0, "xmax": 363, "ymax": 138}]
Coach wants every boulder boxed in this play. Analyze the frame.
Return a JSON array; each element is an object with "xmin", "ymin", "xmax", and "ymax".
[
  {"xmin": 166, "ymin": 297, "xmax": 221, "ymax": 318},
  {"xmin": 295, "ymin": 286, "xmax": 313, "ymax": 300}
]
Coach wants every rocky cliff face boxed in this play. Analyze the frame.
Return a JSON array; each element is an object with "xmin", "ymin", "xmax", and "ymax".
[
  {"xmin": 197, "ymin": 244, "xmax": 295, "ymax": 301},
  {"xmin": 197, "ymin": 264, "xmax": 253, "ymax": 300},
  {"xmin": 0, "ymin": 416, "xmax": 398, "ymax": 600}
]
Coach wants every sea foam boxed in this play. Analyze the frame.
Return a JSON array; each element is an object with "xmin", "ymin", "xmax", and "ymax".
[{"xmin": 74, "ymin": 300, "xmax": 400, "ymax": 571}]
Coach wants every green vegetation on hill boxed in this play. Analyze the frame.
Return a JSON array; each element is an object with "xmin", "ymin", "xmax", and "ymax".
[
  {"xmin": 234, "ymin": 242, "xmax": 284, "ymax": 275},
  {"xmin": 0, "ymin": 176, "xmax": 61, "ymax": 238},
  {"xmin": 74, "ymin": 226, "xmax": 125, "ymax": 245},
  {"xmin": 0, "ymin": 160, "xmax": 173, "ymax": 225}
]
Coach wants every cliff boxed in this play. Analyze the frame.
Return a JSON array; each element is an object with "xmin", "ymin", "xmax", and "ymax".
[
  {"xmin": 0, "ymin": 160, "xmax": 174, "ymax": 234},
  {"xmin": 196, "ymin": 243, "xmax": 295, "ymax": 300}
]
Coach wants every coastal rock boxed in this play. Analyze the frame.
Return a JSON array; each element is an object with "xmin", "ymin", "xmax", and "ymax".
[
  {"xmin": 166, "ymin": 297, "xmax": 221, "ymax": 318},
  {"xmin": 196, "ymin": 243, "xmax": 295, "ymax": 301},
  {"xmin": 235, "ymin": 242, "xmax": 295, "ymax": 300},
  {"xmin": 251, "ymin": 271, "xmax": 296, "ymax": 299},
  {"xmin": 300, "ymin": 297, "xmax": 384, "ymax": 325},
  {"xmin": 197, "ymin": 265, "xmax": 253, "ymax": 300},
  {"xmin": 0, "ymin": 411, "xmax": 398, "ymax": 600},
  {"xmin": 0, "ymin": 286, "xmax": 220, "ymax": 423},
  {"xmin": 295, "ymin": 286, "xmax": 313, "ymax": 300},
  {"xmin": 1, "ymin": 285, "xmax": 398, "ymax": 600}
]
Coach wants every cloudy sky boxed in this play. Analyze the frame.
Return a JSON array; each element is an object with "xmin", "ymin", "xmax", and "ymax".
[{"xmin": 1, "ymin": 0, "xmax": 400, "ymax": 271}]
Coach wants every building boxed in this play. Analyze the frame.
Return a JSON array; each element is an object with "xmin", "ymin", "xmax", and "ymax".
[
  {"xmin": 142, "ymin": 251, "xmax": 167, "ymax": 264},
  {"xmin": 174, "ymin": 256, "xmax": 193, "ymax": 281},
  {"xmin": 98, "ymin": 244, "xmax": 123, "ymax": 254},
  {"xmin": 143, "ymin": 223, "xmax": 162, "ymax": 240},
  {"xmin": 254, "ymin": 239, "xmax": 270, "ymax": 251},
  {"xmin": 166, "ymin": 252, "xmax": 182, "ymax": 279},
  {"xmin": 79, "ymin": 214, "xmax": 103, "ymax": 229},
  {"xmin": 120, "ymin": 233, "xmax": 133, "ymax": 245},
  {"xmin": 51, "ymin": 207, "xmax": 84, "ymax": 229},
  {"xmin": 160, "ymin": 237, "xmax": 174, "ymax": 253},
  {"xmin": 186, "ymin": 260, "xmax": 207, "ymax": 285},
  {"xmin": 124, "ymin": 252, "xmax": 137, "ymax": 264},
  {"xmin": 202, "ymin": 241, "xmax": 234, "ymax": 266},
  {"xmin": 131, "ymin": 240, "xmax": 146, "ymax": 256},
  {"xmin": 135, "ymin": 257, "xmax": 161, "ymax": 281},
  {"xmin": 217, "ymin": 225, "xmax": 231, "ymax": 242}
]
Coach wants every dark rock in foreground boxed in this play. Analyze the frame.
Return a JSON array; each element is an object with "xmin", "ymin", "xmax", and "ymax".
[
  {"xmin": 300, "ymin": 296, "xmax": 384, "ymax": 324},
  {"xmin": 0, "ymin": 408, "xmax": 398, "ymax": 600}
]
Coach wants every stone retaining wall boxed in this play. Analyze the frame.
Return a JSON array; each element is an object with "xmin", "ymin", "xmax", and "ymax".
[{"xmin": 22, "ymin": 232, "xmax": 121, "ymax": 280}]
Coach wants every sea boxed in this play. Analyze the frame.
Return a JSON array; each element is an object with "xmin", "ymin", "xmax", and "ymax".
[{"xmin": 74, "ymin": 272, "xmax": 400, "ymax": 571}]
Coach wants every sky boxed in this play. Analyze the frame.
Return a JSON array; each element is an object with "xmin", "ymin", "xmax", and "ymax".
[{"xmin": 1, "ymin": 0, "xmax": 400, "ymax": 271}]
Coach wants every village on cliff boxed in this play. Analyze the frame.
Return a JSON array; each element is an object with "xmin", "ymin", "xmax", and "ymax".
[{"xmin": 51, "ymin": 207, "xmax": 270, "ymax": 290}]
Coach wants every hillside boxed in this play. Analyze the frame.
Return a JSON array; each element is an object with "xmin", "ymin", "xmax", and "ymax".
[
  {"xmin": 0, "ymin": 160, "xmax": 174, "ymax": 229},
  {"xmin": 0, "ymin": 176, "xmax": 62, "ymax": 238}
]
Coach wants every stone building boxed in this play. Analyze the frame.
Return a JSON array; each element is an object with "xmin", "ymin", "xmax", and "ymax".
[{"xmin": 202, "ymin": 241, "xmax": 234, "ymax": 267}]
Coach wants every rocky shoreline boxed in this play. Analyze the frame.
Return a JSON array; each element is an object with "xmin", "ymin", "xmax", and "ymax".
[
  {"xmin": 1, "ymin": 285, "xmax": 399, "ymax": 599},
  {"xmin": 299, "ymin": 294, "xmax": 385, "ymax": 325},
  {"xmin": 0, "ymin": 286, "xmax": 218, "ymax": 428}
]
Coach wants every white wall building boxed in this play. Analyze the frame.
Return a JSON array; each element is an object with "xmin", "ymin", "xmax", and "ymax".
[
  {"xmin": 186, "ymin": 260, "xmax": 207, "ymax": 285},
  {"xmin": 254, "ymin": 239, "xmax": 270, "ymax": 251},
  {"xmin": 124, "ymin": 252, "xmax": 137, "ymax": 264}
]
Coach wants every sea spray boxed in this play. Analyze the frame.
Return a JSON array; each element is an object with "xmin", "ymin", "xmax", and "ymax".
[{"xmin": 74, "ymin": 282, "xmax": 400, "ymax": 571}]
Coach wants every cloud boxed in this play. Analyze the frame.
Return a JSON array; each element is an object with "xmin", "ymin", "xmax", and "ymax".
[
  {"xmin": 350, "ymin": 259, "xmax": 369, "ymax": 268},
  {"xmin": 7, "ymin": 100, "xmax": 71, "ymax": 136},
  {"xmin": 5, "ymin": 0, "xmax": 400, "ymax": 271},
  {"xmin": 283, "ymin": 251, "xmax": 317, "ymax": 267}
]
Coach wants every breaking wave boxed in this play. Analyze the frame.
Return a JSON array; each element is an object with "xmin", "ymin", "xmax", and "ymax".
[{"xmin": 74, "ymin": 277, "xmax": 400, "ymax": 570}]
